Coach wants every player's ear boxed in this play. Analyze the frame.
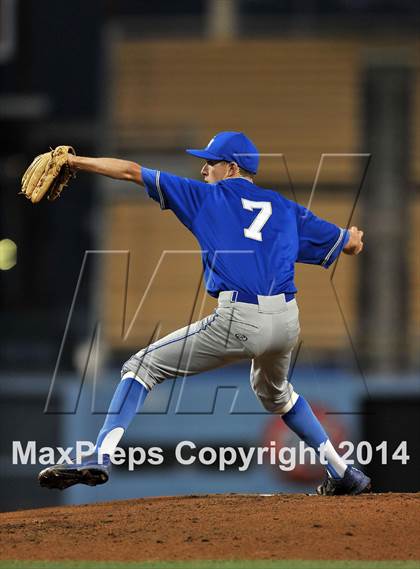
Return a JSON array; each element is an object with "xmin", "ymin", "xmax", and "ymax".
[{"xmin": 228, "ymin": 162, "xmax": 239, "ymax": 177}]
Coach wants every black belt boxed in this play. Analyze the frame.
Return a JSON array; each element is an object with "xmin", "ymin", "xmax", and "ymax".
[{"xmin": 229, "ymin": 291, "xmax": 295, "ymax": 304}]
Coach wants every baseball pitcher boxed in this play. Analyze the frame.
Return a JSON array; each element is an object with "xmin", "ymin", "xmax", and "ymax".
[{"xmin": 26, "ymin": 132, "xmax": 369, "ymax": 495}]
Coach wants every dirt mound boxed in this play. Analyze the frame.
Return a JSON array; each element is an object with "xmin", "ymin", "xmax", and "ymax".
[{"xmin": 0, "ymin": 493, "xmax": 419, "ymax": 562}]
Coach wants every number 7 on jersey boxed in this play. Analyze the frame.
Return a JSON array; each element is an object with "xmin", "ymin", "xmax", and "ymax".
[{"xmin": 241, "ymin": 198, "xmax": 272, "ymax": 242}]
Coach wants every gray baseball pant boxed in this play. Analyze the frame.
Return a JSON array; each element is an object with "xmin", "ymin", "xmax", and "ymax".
[{"xmin": 121, "ymin": 291, "xmax": 300, "ymax": 413}]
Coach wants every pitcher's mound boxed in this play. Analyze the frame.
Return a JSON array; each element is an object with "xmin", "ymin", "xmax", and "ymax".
[{"xmin": 0, "ymin": 493, "xmax": 419, "ymax": 562}]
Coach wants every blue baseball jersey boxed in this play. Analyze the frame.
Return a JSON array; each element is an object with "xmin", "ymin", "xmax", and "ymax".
[{"xmin": 141, "ymin": 168, "xmax": 349, "ymax": 298}]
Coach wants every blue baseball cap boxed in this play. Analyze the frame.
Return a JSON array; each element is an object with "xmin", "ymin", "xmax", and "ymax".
[{"xmin": 186, "ymin": 131, "xmax": 259, "ymax": 174}]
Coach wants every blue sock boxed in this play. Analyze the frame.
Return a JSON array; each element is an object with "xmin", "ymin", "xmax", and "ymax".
[
  {"xmin": 95, "ymin": 377, "xmax": 148, "ymax": 453},
  {"xmin": 282, "ymin": 395, "xmax": 342, "ymax": 478}
]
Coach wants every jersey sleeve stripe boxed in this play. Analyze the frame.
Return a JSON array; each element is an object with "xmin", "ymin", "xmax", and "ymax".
[
  {"xmin": 155, "ymin": 170, "xmax": 166, "ymax": 209},
  {"xmin": 321, "ymin": 227, "xmax": 345, "ymax": 266}
]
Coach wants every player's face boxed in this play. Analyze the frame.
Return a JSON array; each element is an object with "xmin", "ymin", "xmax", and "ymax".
[{"xmin": 200, "ymin": 160, "xmax": 230, "ymax": 183}]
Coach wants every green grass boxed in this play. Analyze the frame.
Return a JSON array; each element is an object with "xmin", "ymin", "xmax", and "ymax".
[{"xmin": 0, "ymin": 561, "xmax": 418, "ymax": 569}]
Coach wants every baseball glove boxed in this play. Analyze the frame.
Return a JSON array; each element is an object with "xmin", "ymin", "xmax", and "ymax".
[{"xmin": 20, "ymin": 145, "xmax": 76, "ymax": 203}]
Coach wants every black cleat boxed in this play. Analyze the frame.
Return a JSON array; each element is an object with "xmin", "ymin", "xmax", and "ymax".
[
  {"xmin": 317, "ymin": 466, "xmax": 371, "ymax": 496},
  {"xmin": 38, "ymin": 453, "xmax": 111, "ymax": 490}
]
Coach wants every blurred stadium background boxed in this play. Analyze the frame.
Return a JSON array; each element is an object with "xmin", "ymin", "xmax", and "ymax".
[{"xmin": 0, "ymin": 0, "xmax": 419, "ymax": 511}]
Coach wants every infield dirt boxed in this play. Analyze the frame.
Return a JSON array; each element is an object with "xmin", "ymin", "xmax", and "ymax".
[{"xmin": 0, "ymin": 493, "xmax": 419, "ymax": 562}]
